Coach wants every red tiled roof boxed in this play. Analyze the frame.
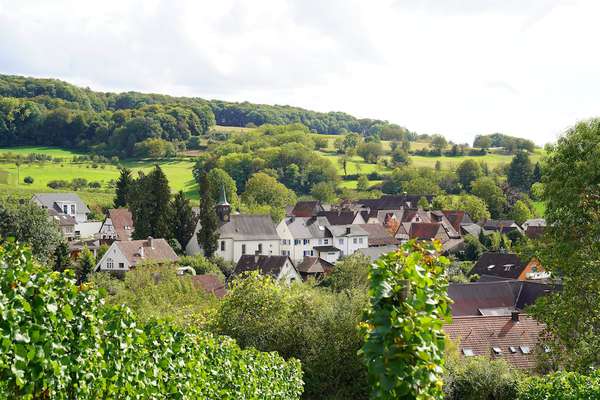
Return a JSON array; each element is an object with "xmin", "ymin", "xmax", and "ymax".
[
  {"xmin": 444, "ymin": 314, "xmax": 545, "ymax": 370},
  {"xmin": 192, "ymin": 274, "xmax": 226, "ymax": 298},
  {"xmin": 358, "ymin": 224, "xmax": 399, "ymax": 246},
  {"xmin": 291, "ymin": 201, "xmax": 322, "ymax": 217},
  {"xmin": 442, "ymin": 210, "xmax": 466, "ymax": 231},
  {"xmin": 409, "ymin": 222, "xmax": 442, "ymax": 240},
  {"xmin": 108, "ymin": 208, "xmax": 134, "ymax": 241}
]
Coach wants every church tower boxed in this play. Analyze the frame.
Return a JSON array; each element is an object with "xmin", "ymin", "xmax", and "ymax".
[{"xmin": 215, "ymin": 185, "xmax": 231, "ymax": 222}]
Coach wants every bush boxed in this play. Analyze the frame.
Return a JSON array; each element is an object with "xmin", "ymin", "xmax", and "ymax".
[
  {"xmin": 518, "ymin": 370, "xmax": 600, "ymax": 399},
  {"xmin": 23, "ymin": 176, "xmax": 33, "ymax": 184},
  {"xmin": 177, "ymin": 255, "xmax": 224, "ymax": 278},
  {"xmin": 47, "ymin": 179, "xmax": 69, "ymax": 189},
  {"xmin": 444, "ymin": 341, "xmax": 521, "ymax": 400},
  {"xmin": 0, "ymin": 241, "xmax": 303, "ymax": 399},
  {"xmin": 212, "ymin": 272, "xmax": 368, "ymax": 399}
]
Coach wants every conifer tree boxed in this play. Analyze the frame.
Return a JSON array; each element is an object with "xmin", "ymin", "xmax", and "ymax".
[
  {"xmin": 53, "ymin": 241, "xmax": 71, "ymax": 272},
  {"xmin": 197, "ymin": 173, "xmax": 219, "ymax": 258},
  {"xmin": 507, "ymin": 151, "xmax": 533, "ymax": 191},
  {"xmin": 76, "ymin": 246, "xmax": 95, "ymax": 284},
  {"xmin": 171, "ymin": 190, "xmax": 197, "ymax": 248},
  {"xmin": 114, "ymin": 167, "xmax": 134, "ymax": 208},
  {"xmin": 130, "ymin": 166, "xmax": 173, "ymax": 240}
]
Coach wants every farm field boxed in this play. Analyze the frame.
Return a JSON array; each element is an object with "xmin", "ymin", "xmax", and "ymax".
[{"xmin": 0, "ymin": 146, "xmax": 200, "ymax": 201}]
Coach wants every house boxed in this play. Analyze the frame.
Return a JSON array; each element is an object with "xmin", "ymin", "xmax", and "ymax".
[
  {"xmin": 99, "ymin": 208, "xmax": 134, "ymax": 241},
  {"xmin": 317, "ymin": 210, "xmax": 365, "ymax": 225},
  {"xmin": 470, "ymin": 252, "xmax": 550, "ymax": 281},
  {"xmin": 522, "ymin": 218, "xmax": 546, "ymax": 231},
  {"xmin": 296, "ymin": 257, "xmax": 334, "ymax": 281},
  {"xmin": 278, "ymin": 216, "xmax": 369, "ymax": 263},
  {"xmin": 358, "ymin": 223, "xmax": 399, "ymax": 247},
  {"xmin": 444, "ymin": 313, "xmax": 545, "ymax": 370},
  {"xmin": 448, "ymin": 280, "xmax": 556, "ymax": 317},
  {"xmin": 357, "ymin": 245, "xmax": 399, "ymax": 261},
  {"xmin": 232, "ymin": 255, "xmax": 301, "ymax": 284},
  {"xmin": 289, "ymin": 201, "xmax": 325, "ymax": 217},
  {"xmin": 32, "ymin": 193, "xmax": 89, "ymax": 223},
  {"xmin": 185, "ymin": 188, "xmax": 280, "ymax": 263},
  {"xmin": 442, "ymin": 210, "xmax": 474, "ymax": 229},
  {"xmin": 96, "ymin": 237, "xmax": 178, "ymax": 272},
  {"xmin": 32, "ymin": 193, "xmax": 102, "ymax": 239},
  {"xmin": 481, "ymin": 220, "xmax": 523, "ymax": 235},
  {"xmin": 192, "ymin": 274, "xmax": 227, "ymax": 298}
]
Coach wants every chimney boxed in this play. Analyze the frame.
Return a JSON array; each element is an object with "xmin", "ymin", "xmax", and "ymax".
[
  {"xmin": 147, "ymin": 236, "xmax": 154, "ymax": 248},
  {"xmin": 511, "ymin": 311, "xmax": 519, "ymax": 322},
  {"xmin": 138, "ymin": 246, "xmax": 144, "ymax": 258}
]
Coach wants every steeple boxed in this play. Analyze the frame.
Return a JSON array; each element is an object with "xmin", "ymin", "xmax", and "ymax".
[{"xmin": 215, "ymin": 185, "xmax": 231, "ymax": 222}]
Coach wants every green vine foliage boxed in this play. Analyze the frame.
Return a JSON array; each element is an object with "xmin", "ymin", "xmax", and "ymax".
[
  {"xmin": 0, "ymin": 239, "xmax": 303, "ymax": 399},
  {"xmin": 359, "ymin": 240, "xmax": 452, "ymax": 400}
]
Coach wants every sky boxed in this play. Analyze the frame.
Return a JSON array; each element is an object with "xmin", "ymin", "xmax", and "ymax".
[{"xmin": 0, "ymin": 0, "xmax": 599, "ymax": 145}]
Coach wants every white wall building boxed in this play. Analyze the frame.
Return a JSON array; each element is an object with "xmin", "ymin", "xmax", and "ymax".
[{"xmin": 96, "ymin": 237, "xmax": 178, "ymax": 272}]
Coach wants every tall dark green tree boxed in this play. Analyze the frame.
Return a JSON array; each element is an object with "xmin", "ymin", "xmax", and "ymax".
[
  {"xmin": 507, "ymin": 150, "xmax": 533, "ymax": 191},
  {"xmin": 532, "ymin": 162, "xmax": 542, "ymax": 183},
  {"xmin": 129, "ymin": 166, "xmax": 173, "ymax": 240},
  {"xmin": 197, "ymin": 173, "xmax": 219, "ymax": 258},
  {"xmin": 171, "ymin": 191, "xmax": 197, "ymax": 249},
  {"xmin": 53, "ymin": 241, "xmax": 72, "ymax": 272},
  {"xmin": 114, "ymin": 167, "xmax": 134, "ymax": 208},
  {"xmin": 76, "ymin": 246, "xmax": 95, "ymax": 284},
  {"xmin": 456, "ymin": 159, "xmax": 482, "ymax": 192}
]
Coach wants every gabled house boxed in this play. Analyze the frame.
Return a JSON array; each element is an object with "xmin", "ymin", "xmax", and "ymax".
[
  {"xmin": 444, "ymin": 314, "xmax": 545, "ymax": 370},
  {"xmin": 296, "ymin": 257, "xmax": 334, "ymax": 281},
  {"xmin": 32, "ymin": 193, "xmax": 101, "ymax": 239},
  {"xmin": 358, "ymin": 223, "xmax": 399, "ymax": 247},
  {"xmin": 482, "ymin": 220, "xmax": 523, "ymax": 235},
  {"xmin": 317, "ymin": 210, "xmax": 365, "ymax": 225},
  {"xmin": 96, "ymin": 237, "xmax": 178, "ymax": 272},
  {"xmin": 185, "ymin": 188, "xmax": 280, "ymax": 263},
  {"xmin": 470, "ymin": 252, "xmax": 549, "ymax": 281},
  {"xmin": 289, "ymin": 201, "xmax": 325, "ymax": 218},
  {"xmin": 99, "ymin": 208, "xmax": 134, "ymax": 241},
  {"xmin": 192, "ymin": 275, "xmax": 227, "ymax": 298},
  {"xmin": 232, "ymin": 255, "xmax": 301, "ymax": 284}
]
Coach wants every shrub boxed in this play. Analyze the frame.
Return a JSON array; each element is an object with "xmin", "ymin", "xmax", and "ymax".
[
  {"xmin": 212, "ymin": 272, "xmax": 368, "ymax": 399},
  {"xmin": 518, "ymin": 370, "xmax": 600, "ymax": 399},
  {"xmin": 0, "ymin": 241, "xmax": 303, "ymax": 399},
  {"xmin": 47, "ymin": 179, "xmax": 69, "ymax": 189},
  {"xmin": 360, "ymin": 240, "xmax": 452, "ymax": 399},
  {"xmin": 23, "ymin": 176, "xmax": 33, "ymax": 184}
]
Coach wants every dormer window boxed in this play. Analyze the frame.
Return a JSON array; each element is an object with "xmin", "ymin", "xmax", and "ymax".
[
  {"xmin": 63, "ymin": 205, "xmax": 68, "ymax": 214},
  {"xmin": 71, "ymin": 204, "xmax": 76, "ymax": 215}
]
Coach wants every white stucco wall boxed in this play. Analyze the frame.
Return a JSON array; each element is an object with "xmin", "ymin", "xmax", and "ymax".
[
  {"xmin": 76, "ymin": 221, "xmax": 102, "ymax": 239},
  {"xmin": 186, "ymin": 233, "xmax": 280, "ymax": 263},
  {"xmin": 276, "ymin": 259, "xmax": 302, "ymax": 284},
  {"xmin": 96, "ymin": 243, "xmax": 131, "ymax": 271}
]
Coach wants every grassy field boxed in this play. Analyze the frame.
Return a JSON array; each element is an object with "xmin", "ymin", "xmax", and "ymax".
[{"xmin": 0, "ymin": 146, "xmax": 200, "ymax": 202}]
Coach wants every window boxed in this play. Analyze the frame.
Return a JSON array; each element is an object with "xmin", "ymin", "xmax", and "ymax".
[
  {"xmin": 318, "ymin": 239, "xmax": 323, "ymax": 245},
  {"xmin": 106, "ymin": 258, "xmax": 114, "ymax": 269},
  {"xmin": 462, "ymin": 348, "xmax": 474, "ymax": 357},
  {"xmin": 242, "ymin": 244, "xmax": 246, "ymax": 255},
  {"xmin": 220, "ymin": 241, "xmax": 225, "ymax": 251},
  {"xmin": 324, "ymin": 239, "xmax": 329, "ymax": 245},
  {"xmin": 258, "ymin": 244, "xmax": 263, "ymax": 254},
  {"xmin": 63, "ymin": 205, "xmax": 68, "ymax": 214},
  {"xmin": 294, "ymin": 239, "xmax": 300, "ymax": 245},
  {"xmin": 339, "ymin": 238, "xmax": 344, "ymax": 245},
  {"xmin": 358, "ymin": 238, "xmax": 363, "ymax": 244},
  {"xmin": 118, "ymin": 262, "xmax": 125, "ymax": 269},
  {"xmin": 492, "ymin": 347, "xmax": 502, "ymax": 355},
  {"xmin": 303, "ymin": 239, "xmax": 309, "ymax": 245},
  {"xmin": 520, "ymin": 346, "xmax": 531, "ymax": 354},
  {"xmin": 353, "ymin": 238, "xmax": 358, "ymax": 244},
  {"xmin": 509, "ymin": 346, "xmax": 517, "ymax": 354},
  {"xmin": 70, "ymin": 204, "xmax": 75, "ymax": 215}
]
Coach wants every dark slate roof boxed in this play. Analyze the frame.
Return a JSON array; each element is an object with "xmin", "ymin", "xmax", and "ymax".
[
  {"xmin": 314, "ymin": 245, "xmax": 341, "ymax": 252},
  {"xmin": 448, "ymin": 280, "xmax": 556, "ymax": 316},
  {"xmin": 219, "ymin": 214, "xmax": 279, "ymax": 240},
  {"xmin": 359, "ymin": 224, "xmax": 399, "ymax": 246},
  {"xmin": 409, "ymin": 223, "xmax": 443, "ymax": 240},
  {"xmin": 317, "ymin": 210, "xmax": 358, "ymax": 225},
  {"xmin": 482, "ymin": 220, "xmax": 522, "ymax": 234},
  {"xmin": 357, "ymin": 194, "xmax": 435, "ymax": 210},
  {"xmin": 296, "ymin": 257, "xmax": 334, "ymax": 274},
  {"xmin": 444, "ymin": 314, "xmax": 545, "ymax": 370},
  {"xmin": 291, "ymin": 201, "xmax": 323, "ymax": 217},
  {"xmin": 470, "ymin": 252, "xmax": 525, "ymax": 280},
  {"xmin": 357, "ymin": 245, "xmax": 399, "ymax": 261},
  {"xmin": 461, "ymin": 223, "xmax": 482, "ymax": 237},
  {"xmin": 234, "ymin": 255, "xmax": 293, "ymax": 278}
]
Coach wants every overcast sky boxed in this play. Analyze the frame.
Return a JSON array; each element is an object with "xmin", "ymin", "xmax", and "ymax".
[{"xmin": 1, "ymin": 0, "xmax": 598, "ymax": 144}]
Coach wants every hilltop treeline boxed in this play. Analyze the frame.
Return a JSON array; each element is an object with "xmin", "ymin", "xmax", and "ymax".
[
  {"xmin": 473, "ymin": 133, "xmax": 535, "ymax": 152},
  {"xmin": 0, "ymin": 74, "xmax": 412, "ymax": 155}
]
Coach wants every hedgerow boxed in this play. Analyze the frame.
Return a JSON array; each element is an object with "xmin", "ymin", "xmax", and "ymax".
[
  {"xmin": 0, "ymin": 240, "xmax": 303, "ymax": 399},
  {"xmin": 518, "ymin": 370, "xmax": 600, "ymax": 400}
]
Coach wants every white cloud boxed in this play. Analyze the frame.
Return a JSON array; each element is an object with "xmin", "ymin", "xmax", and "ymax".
[{"xmin": 0, "ymin": 0, "xmax": 598, "ymax": 144}]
